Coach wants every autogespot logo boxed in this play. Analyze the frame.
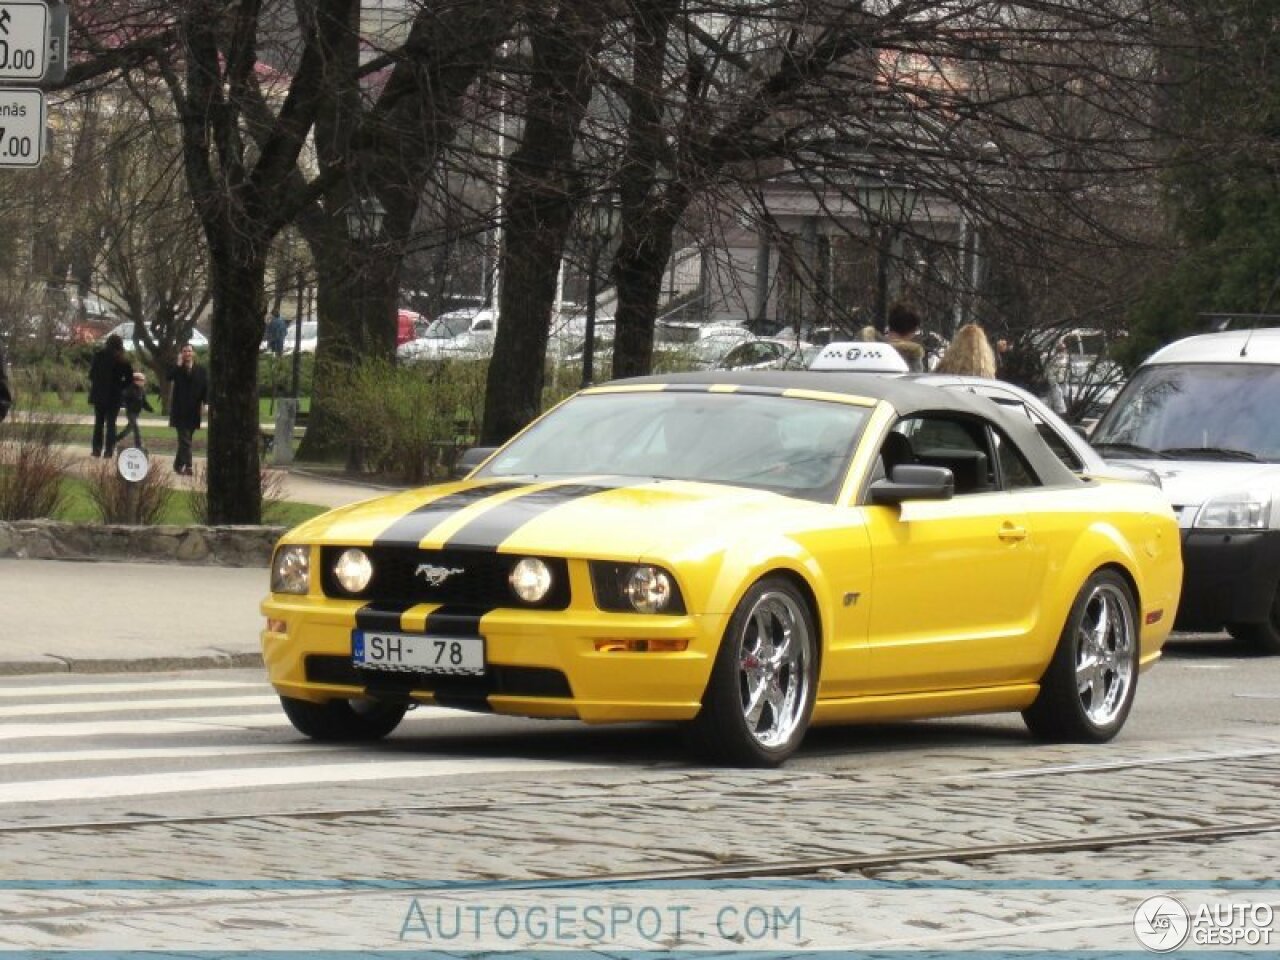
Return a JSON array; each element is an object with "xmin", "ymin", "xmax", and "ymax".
[{"xmin": 1134, "ymin": 895, "xmax": 1191, "ymax": 952}]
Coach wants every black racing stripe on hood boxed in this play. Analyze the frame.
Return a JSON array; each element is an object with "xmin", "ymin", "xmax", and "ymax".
[
  {"xmin": 424, "ymin": 604, "xmax": 486, "ymax": 638},
  {"xmin": 373, "ymin": 481, "xmax": 529, "ymax": 547},
  {"xmin": 443, "ymin": 481, "xmax": 635, "ymax": 550},
  {"xmin": 354, "ymin": 602, "xmax": 415, "ymax": 632}
]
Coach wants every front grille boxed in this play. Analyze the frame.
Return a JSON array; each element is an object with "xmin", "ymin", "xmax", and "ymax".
[
  {"xmin": 320, "ymin": 546, "xmax": 570, "ymax": 610},
  {"xmin": 305, "ymin": 654, "xmax": 573, "ymax": 703}
]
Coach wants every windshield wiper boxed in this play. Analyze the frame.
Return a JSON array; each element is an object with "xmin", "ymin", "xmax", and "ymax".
[
  {"xmin": 1091, "ymin": 441, "xmax": 1167, "ymax": 459},
  {"xmin": 1158, "ymin": 446, "xmax": 1261, "ymax": 462}
]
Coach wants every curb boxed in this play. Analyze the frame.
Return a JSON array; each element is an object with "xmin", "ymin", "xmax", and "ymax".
[{"xmin": 0, "ymin": 651, "xmax": 264, "ymax": 677}]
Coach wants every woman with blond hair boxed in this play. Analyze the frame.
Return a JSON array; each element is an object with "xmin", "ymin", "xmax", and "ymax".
[{"xmin": 935, "ymin": 323, "xmax": 998, "ymax": 378}]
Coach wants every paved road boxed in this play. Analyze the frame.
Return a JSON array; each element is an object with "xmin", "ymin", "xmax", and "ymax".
[{"xmin": 1, "ymin": 660, "xmax": 1277, "ymax": 953}]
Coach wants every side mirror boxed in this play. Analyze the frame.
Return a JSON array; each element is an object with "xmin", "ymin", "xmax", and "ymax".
[
  {"xmin": 452, "ymin": 446, "xmax": 497, "ymax": 479},
  {"xmin": 869, "ymin": 464, "xmax": 955, "ymax": 505}
]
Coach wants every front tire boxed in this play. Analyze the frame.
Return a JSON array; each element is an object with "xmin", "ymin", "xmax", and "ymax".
[
  {"xmin": 685, "ymin": 576, "xmax": 818, "ymax": 767},
  {"xmin": 1024, "ymin": 570, "xmax": 1139, "ymax": 742},
  {"xmin": 1227, "ymin": 580, "xmax": 1280, "ymax": 654},
  {"xmin": 280, "ymin": 696, "xmax": 407, "ymax": 741}
]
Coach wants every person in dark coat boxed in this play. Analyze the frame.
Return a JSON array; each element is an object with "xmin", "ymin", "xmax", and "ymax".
[
  {"xmin": 167, "ymin": 343, "xmax": 208, "ymax": 476},
  {"xmin": 115, "ymin": 371, "xmax": 154, "ymax": 453},
  {"xmin": 88, "ymin": 334, "xmax": 133, "ymax": 456},
  {"xmin": 0, "ymin": 342, "xmax": 12, "ymax": 422}
]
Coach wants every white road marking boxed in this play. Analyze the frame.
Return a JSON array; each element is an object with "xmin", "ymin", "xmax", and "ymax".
[
  {"xmin": 0, "ymin": 695, "xmax": 281, "ymax": 717},
  {"xmin": 0, "ymin": 758, "xmax": 597, "ymax": 805},
  {"xmin": 0, "ymin": 706, "xmax": 468, "ymax": 741},
  {"xmin": 0, "ymin": 679, "xmax": 265, "ymax": 698},
  {"xmin": 0, "ymin": 743, "xmax": 342, "ymax": 767}
]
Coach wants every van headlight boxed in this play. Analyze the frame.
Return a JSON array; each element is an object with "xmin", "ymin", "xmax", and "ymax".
[
  {"xmin": 271, "ymin": 545, "xmax": 311, "ymax": 594},
  {"xmin": 1194, "ymin": 492, "xmax": 1272, "ymax": 531}
]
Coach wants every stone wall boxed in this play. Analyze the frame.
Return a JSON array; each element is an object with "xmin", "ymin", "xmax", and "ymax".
[{"xmin": 0, "ymin": 520, "xmax": 284, "ymax": 567}]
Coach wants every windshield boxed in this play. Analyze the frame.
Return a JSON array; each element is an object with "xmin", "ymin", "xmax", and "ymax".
[
  {"xmin": 1092, "ymin": 363, "xmax": 1280, "ymax": 462},
  {"xmin": 480, "ymin": 391, "xmax": 871, "ymax": 501},
  {"xmin": 424, "ymin": 315, "xmax": 473, "ymax": 339}
]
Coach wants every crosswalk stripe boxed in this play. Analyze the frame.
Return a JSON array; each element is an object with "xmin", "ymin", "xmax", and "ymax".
[
  {"xmin": 0, "ymin": 758, "xmax": 596, "ymax": 805},
  {"xmin": 0, "ymin": 743, "xmax": 342, "ymax": 767},
  {"xmin": 0, "ymin": 695, "xmax": 281, "ymax": 718},
  {"xmin": 0, "ymin": 679, "xmax": 264, "ymax": 698},
  {"xmin": 0, "ymin": 706, "xmax": 468, "ymax": 741}
]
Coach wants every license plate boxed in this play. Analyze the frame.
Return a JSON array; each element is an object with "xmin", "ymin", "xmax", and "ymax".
[{"xmin": 352, "ymin": 631, "xmax": 485, "ymax": 675}]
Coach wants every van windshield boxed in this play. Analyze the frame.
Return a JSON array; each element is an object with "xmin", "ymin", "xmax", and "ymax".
[{"xmin": 1093, "ymin": 363, "xmax": 1280, "ymax": 462}]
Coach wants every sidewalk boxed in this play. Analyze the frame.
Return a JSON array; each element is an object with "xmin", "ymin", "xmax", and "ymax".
[{"xmin": 1, "ymin": 448, "xmax": 417, "ymax": 676}]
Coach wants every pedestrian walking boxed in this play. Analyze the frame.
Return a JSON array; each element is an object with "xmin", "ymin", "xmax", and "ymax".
[
  {"xmin": 266, "ymin": 310, "xmax": 287, "ymax": 357},
  {"xmin": 88, "ymin": 334, "xmax": 133, "ymax": 457},
  {"xmin": 0, "ymin": 342, "xmax": 12, "ymax": 423},
  {"xmin": 115, "ymin": 372, "xmax": 154, "ymax": 453},
  {"xmin": 935, "ymin": 323, "xmax": 998, "ymax": 378},
  {"xmin": 168, "ymin": 343, "xmax": 208, "ymax": 476}
]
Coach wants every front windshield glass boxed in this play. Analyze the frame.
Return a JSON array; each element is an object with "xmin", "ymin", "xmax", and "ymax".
[
  {"xmin": 1092, "ymin": 363, "xmax": 1280, "ymax": 461},
  {"xmin": 480, "ymin": 391, "xmax": 871, "ymax": 501}
]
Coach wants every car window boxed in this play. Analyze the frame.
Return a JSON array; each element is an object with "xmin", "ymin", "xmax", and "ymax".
[
  {"xmin": 889, "ymin": 414, "xmax": 997, "ymax": 495},
  {"xmin": 482, "ymin": 391, "xmax": 870, "ymax": 502},
  {"xmin": 992, "ymin": 427, "xmax": 1041, "ymax": 489},
  {"xmin": 976, "ymin": 389, "xmax": 1086, "ymax": 474}
]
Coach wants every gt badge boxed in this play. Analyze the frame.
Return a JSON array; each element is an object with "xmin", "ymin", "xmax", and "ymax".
[{"xmin": 415, "ymin": 564, "xmax": 465, "ymax": 586}]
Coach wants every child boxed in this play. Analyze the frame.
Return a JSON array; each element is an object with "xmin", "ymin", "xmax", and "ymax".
[{"xmin": 116, "ymin": 371, "xmax": 154, "ymax": 454}]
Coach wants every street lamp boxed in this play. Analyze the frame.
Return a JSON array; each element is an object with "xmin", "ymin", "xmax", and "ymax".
[
  {"xmin": 581, "ymin": 198, "xmax": 620, "ymax": 388},
  {"xmin": 855, "ymin": 176, "xmax": 920, "ymax": 328},
  {"xmin": 344, "ymin": 195, "xmax": 386, "ymax": 241}
]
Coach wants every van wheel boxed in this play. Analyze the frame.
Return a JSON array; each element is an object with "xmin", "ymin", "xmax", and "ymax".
[
  {"xmin": 280, "ymin": 696, "xmax": 407, "ymax": 741},
  {"xmin": 1227, "ymin": 581, "xmax": 1280, "ymax": 654},
  {"xmin": 1024, "ymin": 570, "xmax": 1139, "ymax": 742}
]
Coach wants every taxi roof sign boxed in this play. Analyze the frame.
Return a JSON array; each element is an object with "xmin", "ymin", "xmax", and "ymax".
[{"xmin": 809, "ymin": 341, "xmax": 909, "ymax": 373}]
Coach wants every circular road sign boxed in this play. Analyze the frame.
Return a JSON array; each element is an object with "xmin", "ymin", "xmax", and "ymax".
[{"xmin": 117, "ymin": 448, "xmax": 150, "ymax": 483}]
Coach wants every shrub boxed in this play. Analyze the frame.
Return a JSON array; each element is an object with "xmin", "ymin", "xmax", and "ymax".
[
  {"xmin": 0, "ymin": 412, "xmax": 72, "ymax": 520},
  {"xmin": 185, "ymin": 463, "xmax": 289, "ymax": 525},
  {"xmin": 336, "ymin": 357, "xmax": 488, "ymax": 483},
  {"xmin": 258, "ymin": 351, "xmax": 315, "ymax": 400},
  {"xmin": 83, "ymin": 455, "xmax": 174, "ymax": 525}
]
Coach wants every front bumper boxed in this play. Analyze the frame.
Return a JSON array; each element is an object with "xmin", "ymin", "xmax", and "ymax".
[
  {"xmin": 261, "ymin": 596, "xmax": 720, "ymax": 724},
  {"xmin": 1174, "ymin": 528, "xmax": 1280, "ymax": 631}
]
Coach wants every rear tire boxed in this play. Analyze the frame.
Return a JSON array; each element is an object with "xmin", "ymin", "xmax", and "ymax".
[
  {"xmin": 684, "ymin": 576, "xmax": 817, "ymax": 767},
  {"xmin": 1024, "ymin": 570, "xmax": 1139, "ymax": 743},
  {"xmin": 280, "ymin": 696, "xmax": 407, "ymax": 741},
  {"xmin": 1227, "ymin": 580, "xmax": 1280, "ymax": 654}
]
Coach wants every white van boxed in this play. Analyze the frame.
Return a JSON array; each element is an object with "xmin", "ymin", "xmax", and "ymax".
[{"xmin": 1089, "ymin": 328, "xmax": 1280, "ymax": 652}]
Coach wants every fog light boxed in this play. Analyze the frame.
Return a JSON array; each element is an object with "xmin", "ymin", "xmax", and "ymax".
[
  {"xmin": 266, "ymin": 618, "xmax": 287, "ymax": 634},
  {"xmin": 334, "ymin": 548, "xmax": 373, "ymax": 593},
  {"xmin": 626, "ymin": 566, "xmax": 674, "ymax": 614},
  {"xmin": 510, "ymin": 557, "xmax": 552, "ymax": 603}
]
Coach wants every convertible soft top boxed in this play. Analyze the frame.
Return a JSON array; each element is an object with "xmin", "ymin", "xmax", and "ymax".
[{"xmin": 612, "ymin": 370, "xmax": 1082, "ymax": 487}]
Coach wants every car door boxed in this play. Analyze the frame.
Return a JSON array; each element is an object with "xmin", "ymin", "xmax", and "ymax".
[{"xmin": 860, "ymin": 412, "xmax": 1043, "ymax": 694}]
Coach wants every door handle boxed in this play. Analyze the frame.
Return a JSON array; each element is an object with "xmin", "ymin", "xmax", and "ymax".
[{"xmin": 998, "ymin": 522, "xmax": 1028, "ymax": 542}]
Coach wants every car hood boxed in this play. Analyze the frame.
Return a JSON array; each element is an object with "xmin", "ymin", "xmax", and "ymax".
[
  {"xmin": 1112, "ymin": 459, "xmax": 1280, "ymax": 514},
  {"xmin": 287, "ymin": 476, "xmax": 818, "ymax": 560}
]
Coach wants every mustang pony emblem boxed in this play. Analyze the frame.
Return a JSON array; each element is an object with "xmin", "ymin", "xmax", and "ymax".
[{"xmin": 415, "ymin": 564, "xmax": 465, "ymax": 586}]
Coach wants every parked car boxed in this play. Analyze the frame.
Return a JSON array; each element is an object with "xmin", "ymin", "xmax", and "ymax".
[
  {"xmin": 1090, "ymin": 327, "xmax": 1280, "ymax": 653},
  {"xmin": 104, "ymin": 322, "xmax": 208, "ymax": 351},
  {"xmin": 263, "ymin": 371, "xmax": 1180, "ymax": 766},
  {"xmin": 718, "ymin": 338, "xmax": 814, "ymax": 371},
  {"xmin": 398, "ymin": 308, "xmax": 497, "ymax": 361}
]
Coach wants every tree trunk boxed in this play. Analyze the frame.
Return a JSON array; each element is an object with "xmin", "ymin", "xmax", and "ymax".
[
  {"xmin": 480, "ymin": 4, "xmax": 607, "ymax": 444},
  {"xmin": 205, "ymin": 247, "xmax": 267, "ymax": 524},
  {"xmin": 612, "ymin": 209, "xmax": 678, "ymax": 378}
]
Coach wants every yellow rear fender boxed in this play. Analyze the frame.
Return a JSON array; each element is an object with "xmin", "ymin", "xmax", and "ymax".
[{"xmin": 1038, "ymin": 522, "xmax": 1145, "ymax": 662}]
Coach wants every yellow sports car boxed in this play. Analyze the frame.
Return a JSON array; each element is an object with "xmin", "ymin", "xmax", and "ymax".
[{"xmin": 261, "ymin": 372, "xmax": 1181, "ymax": 766}]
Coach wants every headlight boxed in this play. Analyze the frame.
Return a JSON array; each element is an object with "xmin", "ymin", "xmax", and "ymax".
[
  {"xmin": 333, "ymin": 548, "xmax": 373, "ymax": 593},
  {"xmin": 1194, "ymin": 492, "xmax": 1272, "ymax": 531},
  {"xmin": 271, "ymin": 545, "xmax": 310, "ymax": 595},
  {"xmin": 589, "ymin": 562, "xmax": 687, "ymax": 615},
  {"xmin": 509, "ymin": 557, "xmax": 552, "ymax": 603}
]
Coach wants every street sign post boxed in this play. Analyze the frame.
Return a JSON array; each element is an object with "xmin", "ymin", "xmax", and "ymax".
[
  {"xmin": 0, "ymin": 1, "xmax": 50, "ymax": 82},
  {"xmin": 0, "ymin": 85, "xmax": 43, "ymax": 167}
]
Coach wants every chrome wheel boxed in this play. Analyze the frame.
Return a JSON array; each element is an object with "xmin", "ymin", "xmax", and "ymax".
[
  {"xmin": 1075, "ymin": 581, "xmax": 1135, "ymax": 727},
  {"xmin": 735, "ymin": 591, "xmax": 812, "ymax": 749}
]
